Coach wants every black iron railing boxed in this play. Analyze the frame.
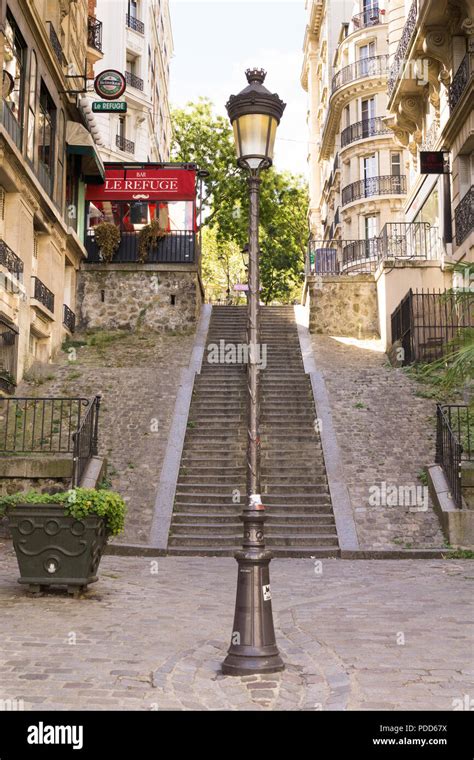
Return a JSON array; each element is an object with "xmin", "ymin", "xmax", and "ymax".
[
  {"xmin": 125, "ymin": 71, "xmax": 144, "ymax": 91},
  {"xmin": 351, "ymin": 5, "xmax": 383, "ymax": 31},
  {"xmin": 0, "ymin": 240, "xmax": 24, "ymax": 281},
  {"xmin": 48, "ymin": 22, "xmax": 65, "ymax": 66},
  {"xmin": 341, "ymin": 117, "xmax": 391, "ymax": 148},
  {"xmin": 115, "ymin": 134, "xmax": 135, "ymax": 154},
  {"xmin": 72, "ymin": 396, "xmax": 101, "ymax": 487},
  {"xmin": 87, "ymin": 16, "xmax": 103, "ymax": 53},
  {"xmin": 342, "ymin": 239, "xmax": 379, "ymax": 272},
  {"xmin": 391, "ymin": 289, "xmax": 474, "ymax": 365},
  {"xmin": 387, "ymin": 0, "xmax": 418, "ymax": 97},
  {"xmin": 63, "ymin": 304, "xmax": 76, "ymax": 333},
  {"xmin": 341, "ymin": 175, "xmax": 406, "ymax": 205},
  {"xmin": 126, "ymin": 14, "xmax": 145, "ymax": 34},
  {"xmin": 378, "ymin": 222, "xmax": 440, "ymax": 261},
  {"xmin": 436, "ymin": 404, "xmax": 473, "ymax": 508},
  {"xmin": 32, "ymin": 276, "xmax": 54, "ymax": 313},
  {"xmin": 1, "ymin": 99, "xmax": 22, "ymax": 149},
  {"xmin": 332, "ymin": 55, "xmax": 388, "ymax": 93},
  {"xmin": 455, "ymin": 186, "xmax": 473, "ymax": 246},
  {"xmin": 449, "ymin": 53, "xmax": 471, "ymax": 112},
  {"xmin": 0, "ymin": 397, "xmax": 89, "ymax": 454},
  {"xmin": 85, "ymin": 229, "xmax": 197, "ymax": 264}
]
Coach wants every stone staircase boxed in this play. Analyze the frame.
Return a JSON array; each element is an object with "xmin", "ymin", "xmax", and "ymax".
[{"xmin": 167, "ymin": 305, "xmax": 339, "ymax": 557}]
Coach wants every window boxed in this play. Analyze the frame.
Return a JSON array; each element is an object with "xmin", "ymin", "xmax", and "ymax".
[
  {"xmin": 56, "ymin": 111, "xmax": 65, "ymax": 209},
  {"xmin": 365, "ymin": 215, "xmax": 377, "ymax": 239},
  {"xmin": 3, "ymin": 12, "xmax": 26, "ymax": 125},
  {"xmin": 361, "ymin": 97, "xmax": 375, "ymax": 137},
  {"xmin": 359, "ymin": 41, "xmax": 376, "ymax": 77},
  {"xmin": 118, "ymin": 115, "xmax": 126, "ymax": 140},
  {"xmin": 128, "ymin": 0, "xmax": 138, "ymax": 18},
  {"xmin": 344, "ymin": 105, "xmax": 350, "ymax": 129},
  {"xmin": 38, "ymin": 83, "xmax": 56, "ymax": 175},
  {"xmin": 26, "ymin": 51, "xmax": 37, "ymax": 162},
  {"xmin": 65, "ymin": 154, "xmax": 79, "ymax": 232},
  {"xmin": 391, "ymin": 152, "xmax": 401, "ymax": 176},
  {"xmin": 87, "ymin": 200, "xmax": 195, "ymax": 233}
]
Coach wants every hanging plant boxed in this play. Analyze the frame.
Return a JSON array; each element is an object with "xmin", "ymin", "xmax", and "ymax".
[
  {"xmin": 137, "ymin": 219, "xmax": 167, "ymax": 264},
  {"xmin": 94, "ymin": 222, "xmax": 121, "ymax": 263}
]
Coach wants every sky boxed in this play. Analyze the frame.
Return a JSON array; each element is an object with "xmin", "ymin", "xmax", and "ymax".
[{"xmin": 168, "ymin": 0, "xmax": 309, "ymax": 177}]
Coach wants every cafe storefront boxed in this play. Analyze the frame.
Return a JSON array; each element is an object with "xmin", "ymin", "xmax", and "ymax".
[{"xmin": 84, "ymin": 163, "xmax": 199, "ymax": 264}]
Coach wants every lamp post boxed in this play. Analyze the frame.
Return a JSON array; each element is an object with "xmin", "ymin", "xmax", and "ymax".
[{"xmin": 222, "ymin": 69, "xmax": 286, "ymax": 676}]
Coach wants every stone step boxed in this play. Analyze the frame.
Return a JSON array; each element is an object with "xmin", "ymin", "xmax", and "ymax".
[
  {"xmin": 165, "ymin": 547, "xmax": 340, "ymax": 558},
  {"xmin": 173, "ymin": 503, "xmax": 334, "ymax": 515},
  {"xmin": 171, "ymin": 513, "xmax": 335, "ymax": 525},
  {"xmin": 167, "ymin": 534, "xmax": 339, "ymax": 547}
]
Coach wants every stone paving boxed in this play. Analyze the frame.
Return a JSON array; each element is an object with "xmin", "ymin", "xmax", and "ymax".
[
  {"xmin": 311, "ymin": 336, "xmax": 445, "ymax": 551},
  {"xmin": 15, "ymin": 330, "xmax": 195, "ymax": 545},
  {"xmin": 0, "ymin": 545, "xmax": 472, "ymax": 711}
]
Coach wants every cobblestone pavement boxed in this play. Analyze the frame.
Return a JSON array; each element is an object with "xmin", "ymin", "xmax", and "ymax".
[
  {"xmin": 311, "ymin": 336, "xmax": 445, "ymax": 551},
  {"xmin": 15, "ymin": 330, "xmax": 195, "ymax": 545},
  {"xmin": 0, "ymin": 545, "xmax": 471, "ymax": 711}
]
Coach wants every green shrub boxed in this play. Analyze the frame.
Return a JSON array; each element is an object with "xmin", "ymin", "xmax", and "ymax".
[{"xmin": 0, "ymin": 488, "xmax": 126, "ymax": 537}]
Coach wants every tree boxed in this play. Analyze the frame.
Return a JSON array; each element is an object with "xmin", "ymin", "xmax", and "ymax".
[{"xmin": 171, "ymin": 99, "xmax": 309, "ymax": 303}]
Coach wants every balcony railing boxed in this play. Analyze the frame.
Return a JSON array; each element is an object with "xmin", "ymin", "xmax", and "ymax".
[
  {"xmin": 125, "ymin": 71, "xmax": 144, "ymax": 91},
  {"xmin": 341, "ymin": 117, "xmax": 392, "ymax": 148},
  {"xmin": 87, "ymin": 16, "xmax": 103, "ymax": 53},
  {"xmin": 63, "ymin": 304, "xmax": 76, "ymax": 333},
  {"xmin": 341, "ymin": 175, "xmax": 406, "ymax": 205},
  {"xmin": 455, "ymin": 186, "xmax": 474, "ymax": 246},
  {"xmin": 387, "ymin": 0, "xmax": 418, "ymax": 97},
  {"xmin": 449, "ymin": 53, "xmax": 472, "ymax": 112},
  {"xmin": 332, "ymin": 55, "xmax": 388, "ymax": 93},
  {"xmin": 307, "ymin": 222, "xmax": 439, "ymax": 276},
  {"xmin": 126, "ymin": 14, "xmax": 145, "ymax": 34},
  {"xmin": 37, "ymin": 162, "xmax": 53, "ymax": 195},
  {"xmin": 0, "ymin": 240, "xmax": 24, "ymax": 281},
  {"xmin": 350, "ymin": 6, "xmax": 383, "ymax": 31},
  {"xmin": 32, "ymin": 276, "xmax": 54, "ymax": 313},
  {"xmin": 48, "ymin": 21, "xmax": 65, "ymax": 67},
  {"xmin": 1, "ymin": 100, "xmax": 22, "ymax": 149},
  {"xmin": 85, "ymin": 230, "xmax": 197, "ymax": 265},
  {"xmin": 115, "ymin": 134, "xmax": 135, "ymax": 154}
]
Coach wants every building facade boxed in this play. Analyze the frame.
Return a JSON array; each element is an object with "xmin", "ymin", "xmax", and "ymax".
[
  {"xmin": 301, "ymin": 0, "xmax": 472, "ymax": 349},
  {"xmin": 91, "ymin": 0, "xmax": 173, "ymax": 163},
  {"xmin": 0, "ymin": 0, "xmax": 104, "ymax": 390}
]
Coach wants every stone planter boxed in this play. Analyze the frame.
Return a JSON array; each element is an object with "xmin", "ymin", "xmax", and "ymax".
[
  {"xmin": 0, "ymin": 376, "xmax": 16, "ymax": 395},
  {"xmin": 6, "ymin": 503, "xmax": 108, "ymax": 595}
]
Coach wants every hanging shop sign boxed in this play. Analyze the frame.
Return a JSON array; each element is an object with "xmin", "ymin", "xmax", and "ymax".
[
  {"xmin": 94, "ymin": 70, "xmax": 127, "ymax": 100},
  {"xmin": 420, "ymin": 151, "xmax": 450, "ymax": 175},
  {"xmin": 92, "ymin": 101, "xmax": 127, "ymax": 113}
]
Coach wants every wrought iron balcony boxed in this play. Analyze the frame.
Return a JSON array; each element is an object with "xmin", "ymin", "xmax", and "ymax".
[
  {"xmin": 341, "ymin": 117, "xmax": 392, "ymax": 148},
  {"xmin": 331, "ymin": 55, "xmax": 388, "ymax": 93},
  {"xmin": 449, "ymin": 53, "xmax": 472, "ymax": 112},
  {"xmin": 126, "ymin": 14, "xmax": 145, "ymax": 34},
  {"xmin": 32, "ymin": 276, "xmax": 54, "ymax": 313},
  {"xmin": 341, "ymin": 175, "xmax": 406, "ymax": 205},
  {"xmin": 48, "ymin": 22, "xmax": 65, "ymax": 67},
  {"xmin": 1, "ymin": 99, "xmax": 22, "ymax": 149},
  {"xmin": 0, "ymin": 240, "xmax": 24, "ymax": 281},
  {"xmin": 87, "ymin": 16, "xmax": 103, "ymax": 53},
  {"xmin": 125, "ymin": 71, "xmax": 144, "ymax": 91},
  {"xmin": 350, "ymin": 6, "xmax": 383, "ymax": 32},
  {"xmin": 455, "ymin": 186, "xmax": 474, "ymax": 246},
  {"xmin": 115, "ymin": 134, "xmax": 135, "ymax": 154},
  {"xmin": 63, "ymin": 304, "xmax": 76, "ymax": 333},
  {"xmin": 377, "ymin": 222, "xmax": 440, "ymax": 261},
  {"xmin": 85, "ymin": 229, "xmax": 196, "ymax": 265},
  {"xmin": 387, "ymin": 0, "xmax": 418, "ymax": 97}
]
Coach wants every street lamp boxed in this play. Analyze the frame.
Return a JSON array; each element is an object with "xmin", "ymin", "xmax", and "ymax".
[{"xmin": 222, "ymin": 69, "xmax": 286, "ymax": 676}]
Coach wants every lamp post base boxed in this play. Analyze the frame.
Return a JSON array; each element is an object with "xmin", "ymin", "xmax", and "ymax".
[{"xmin": 221, "ymin": 549, "xmax": 285, "ymax": 677}]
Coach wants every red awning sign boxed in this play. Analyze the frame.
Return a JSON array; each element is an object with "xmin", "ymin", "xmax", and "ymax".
[{"xmin": 86, "ymin": 167, "xmax": 197, "ymax": 202}]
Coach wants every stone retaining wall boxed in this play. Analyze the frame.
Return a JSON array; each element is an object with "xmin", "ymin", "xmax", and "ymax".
[
  {"xmin": 307, "ymin": 274, "xmax": 379, "ymax": 338},
  {"xmin": 78, "ymin": 266, "xmax": 202, "ymax": 332}
]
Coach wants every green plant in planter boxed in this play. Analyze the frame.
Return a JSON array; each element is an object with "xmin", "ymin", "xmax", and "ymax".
[
  {"xmin": 137, "ymin": 219, "xmax": 167, "ymax": 263},
  {"xmin": 0, "ymin": 488, "xmax": 126, "ymax": 536},
  {"xmin": 93, "ymin": 222, "xmax": 121, "ymax": 263}
]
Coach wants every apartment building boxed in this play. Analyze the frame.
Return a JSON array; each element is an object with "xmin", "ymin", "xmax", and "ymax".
[
  {"xmin": 0, "ymin": 0, "xmax": 105, "ymax": 390},
  {"xmin": 91, "ymin": 0, "xmax": 173, "ymax": 162},
  {"xmin": 301, "ymin": 0, "xmax": 472, "ymax": 349},
  {"xmin": 386, "ymin": 0, "xmax": 473, "ymax": 270}
]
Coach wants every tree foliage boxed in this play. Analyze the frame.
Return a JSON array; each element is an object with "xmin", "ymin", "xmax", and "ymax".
[{"xmin": 171, "ymin": 98, "xmax": 309, "ymax": 303}]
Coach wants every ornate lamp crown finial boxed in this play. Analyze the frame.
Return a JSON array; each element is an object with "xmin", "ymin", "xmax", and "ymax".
[{"xmin": 245, "ymin": 68, "xmax": 267, "ymax": 85}]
